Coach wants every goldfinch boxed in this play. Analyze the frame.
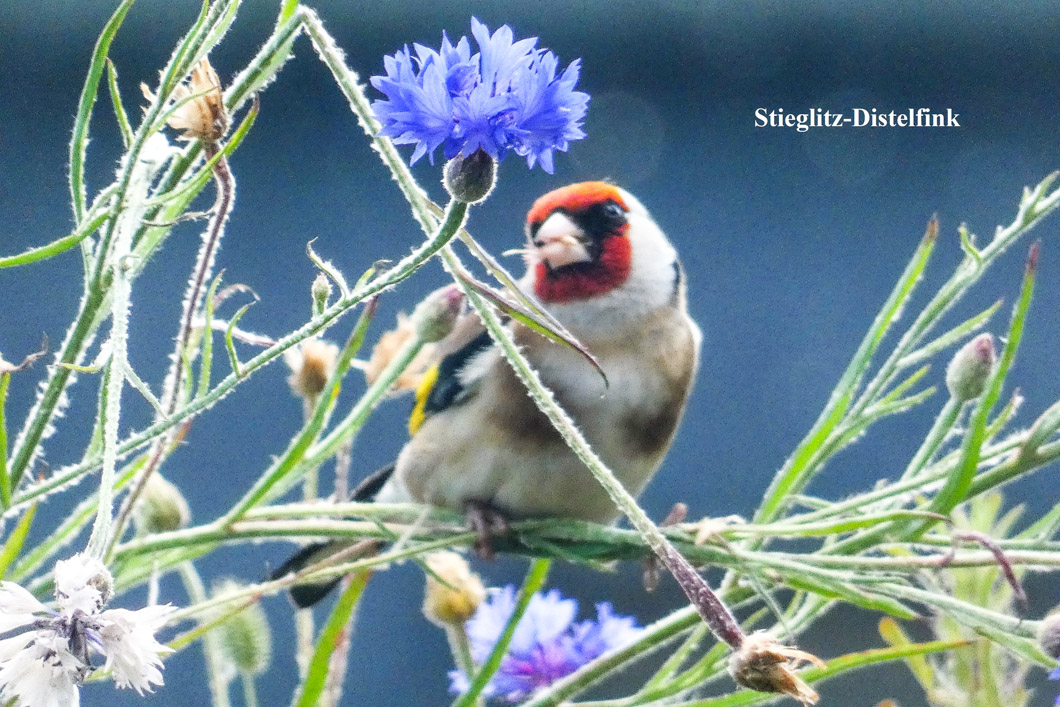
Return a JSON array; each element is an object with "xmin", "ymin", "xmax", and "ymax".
[{"xmin": 277, "ymin": 181, "xmax": 700, "ymax": 605}]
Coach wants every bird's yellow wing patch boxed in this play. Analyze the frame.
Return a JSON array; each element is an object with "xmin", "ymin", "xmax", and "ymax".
[{"xmin": 409, "ymin": 363, "xmax": 440, "ymax": 436}]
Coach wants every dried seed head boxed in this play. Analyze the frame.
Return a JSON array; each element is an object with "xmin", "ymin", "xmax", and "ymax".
[
  {"xmin": 134, "ymin": 473, "xmax": 191, "ymax": 534},
  {"xmin": 143, "ymin": 58, "xmax": 228, "ymax": 142},
  {"xmin": 422, "ymin": 551, "xmax": 486, "ymax": 627},
  {"xmin": 945, "ymin": 333, "xmax": 996, "ymax": 402},
  {"xmin": 728, "ymin": 632, "xmax": 823, "ymax": 706},
  {"xmin": 210, "ymin": 579, "xmax": 272, "ymax": 676},
  {"xmin": 284, "ymin": 338, "xmax": 340, "ymax": 400},
  {"xmin": 1038, "ymin": 611, "xmax": 1060, "ymax": 659},
  {"xmin": 364, "ymin": 315, "xmax": 436, "ymax": 391}
]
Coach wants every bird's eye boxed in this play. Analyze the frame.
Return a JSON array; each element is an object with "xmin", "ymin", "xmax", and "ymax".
[{"xmin": 602, "ymin": 202, "xmax": 625, "ymax": 220}]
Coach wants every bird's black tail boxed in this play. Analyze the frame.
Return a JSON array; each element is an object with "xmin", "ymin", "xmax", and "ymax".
[{"xmin": 270, "ymin": 463, "xmax": 395, "ymax": 608}]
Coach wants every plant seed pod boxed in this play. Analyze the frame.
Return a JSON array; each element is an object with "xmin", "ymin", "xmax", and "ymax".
[
  {"xmin": 945, "ymin": 333, "xmax": 995, "ymax": 402},
  {"xmin": 422, "ymin": 551, "xmax": 486, "ymax": 627}
]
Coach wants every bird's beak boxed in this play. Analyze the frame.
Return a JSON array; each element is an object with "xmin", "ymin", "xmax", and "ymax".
[{"xmin": 532, "ymin": 212, "xmax": 591, "ymax": 268}]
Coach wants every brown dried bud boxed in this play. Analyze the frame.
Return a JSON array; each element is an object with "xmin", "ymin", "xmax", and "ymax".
[
  {"xmin": 364, "ymin": 316, "xmax": 435, "ymax": 392},
  {"xmin": 945, "ymin": 333, "xmax": 996, "ymax": 402},
  {"xmin": 143, "ymin": 58, "xmax": 228, "ymax": 142},
  {"xmin": 422, "ymin": 551, "xmax": 486, "ymax": 627},
  {"xmin": 134, "ymin": 473, "xmax": 191, "ymax": 534},
  {"xmin": 284, "ymin": 338, "xmax": 340, "ymax": 400},
  {"xmin": 728, "ymin": 632, "xmax": 823, "ymax": 706}
]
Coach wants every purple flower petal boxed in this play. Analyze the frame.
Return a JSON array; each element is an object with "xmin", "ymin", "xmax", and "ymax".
[{"xmin": 450, "ymin": 585, "xmax": 641, "ymax": 703}]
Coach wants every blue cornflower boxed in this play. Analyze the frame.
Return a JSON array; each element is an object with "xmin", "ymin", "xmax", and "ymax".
[
  {"xmin": 449, "ymin": 586, "xmax": 642, "ymax": 702},
  {"xmin": 370, "ymin": 18, "xmax": 589, "ymax": 173},
  {"xmin": 1051, "ymin": 665, "xmax": 1060, "ymax": 705}
]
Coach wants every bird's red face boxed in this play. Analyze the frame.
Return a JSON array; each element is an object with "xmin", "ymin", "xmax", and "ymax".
[{"xmin": 525, "ymin": 182, "xmax": 633, "ymax": 304}]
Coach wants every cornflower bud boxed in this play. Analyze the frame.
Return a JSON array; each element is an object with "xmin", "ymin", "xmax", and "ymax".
[
  {"xmin": 284, "ymin": 338, "xmax": 340, "ymax": 400},
  {"xmin": 411, "ymin": 285, "xmax": 465, "ymax": 343},
  {"xmin": 422, "ymin": 551, "xmax": 486, "ymax": 627},
  {"xmin": 211, "ymin": 579, "xmax": 273, "ymax": 677},
  {"xmin": 443, "ymin": 148, "xmax": 497, "ymax": 204},
  {"xmin": 945, "ymin": 333, "xmax": 996, "ymax": 402},
  {"xmin": 134, "ymin": 473, "xmax": 191, "ymax": 534},
  {"xmin": 311, "ymin": 273, "xmax": 332, "ymax": 316}
]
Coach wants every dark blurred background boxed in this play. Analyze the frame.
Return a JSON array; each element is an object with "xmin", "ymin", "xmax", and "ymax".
[{"xmin": 3, "ymin": 1, "xmax": 1060, "ymax": 705}]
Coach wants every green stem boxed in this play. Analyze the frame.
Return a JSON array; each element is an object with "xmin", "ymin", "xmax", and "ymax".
[
  {"xmin": 178, "ymin": 561, "xmax": 232, "ymax": 707},
  {"xmin": 446, "ymin": 625, "xmax": 484, "ymax": 707},
  {"xmin": 241, "ymin": 673, "xmax": 259, "ymax": 707},
  {"xmin": 901, "ymin": 396, "xmax": 963, "ymax": 481},
  {"xmin": 453, "ymin": 559, "xmax": 551, "ymax": 707}
]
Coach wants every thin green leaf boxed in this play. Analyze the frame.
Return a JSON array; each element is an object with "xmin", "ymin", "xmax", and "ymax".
[
  {"xmin": 0, "ymin": 504, "xmax": 35, "ymax": 579},
  {"xmin": 897, "ymin": 300, "xmax": 1002, "ymax": 370},
  {"xmin": 453, "ymin": 559, "xmax": 552, "ymax": 707},
  {"xmin": 958, "ymin": 224, "xmax": 982, "ymax": 266},
  {"xmin": 105, "ymin": 59, "xmax": 134, "ymax": 148},
  {"xmin": 0, "ymin": 211, "xmax": 110, "ymax": 269},
  {"xmin": 279, "ymin": 0, "xmax": 300, "ymax": 22},
  {"xmin": 973, "ymin": 623, "xmax": 1053, "ymax": 667},
  {"xmin": 453, "ymin": 269, "xmax": 608, "ymax": 386},
  {"xmin": 1019, "ymin": 500, "xmax": 1060, "ymax": 541},
  {"xmin": 197, "ymin": 272, "xmax": 225, "ymax": 400},
  {"xmin": 456, "ymin": 229, "xmax": 590, "ymax": 358},
  {"xmin": 930, "ymin": 243, "xmax": 1038, "ymax": 521},
  {"xmin": 158, "ymin": 0, "xmax": 210, "ymax": 97},
  {"xmin": 783, "ymin": 574, "xmax": 918, "ymax": 619},
  {"xmin": 225, "ymin": 303, "xmax": 254, "ymax": 377},
  {"xmin": 293, "ymin": 572, "xmax": 370, "ymax": 707},
  {"xmin": 305, "ymin": 239, "xmax": 350, "ymax": 299},
  {"xmin": 878, "ymin": 617, "xmax": 935, "ymax": 687},
  {"xmin": 0, "ymin": 374, "xmax": 10, "ymax": 507},
  {"xmin": 69, "ymin": 0, "xmax": 137, "ymax": 221},
  {"xmin": 863, "ymin": 386, "xmax": 937, "ymax": 419},
  {"xmin": 876, "ymin": 364, "xmax": 931, "ymax": 406},
  {"xmin": 123, "ymin": 362, "xmax": 167, "ymax": 419}
]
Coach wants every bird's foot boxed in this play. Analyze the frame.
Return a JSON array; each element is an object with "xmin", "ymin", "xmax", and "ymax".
[
  {"xmin": 643, "ymin": 503, "xmax": 689, "ymax": 592},
  {"xmin": 465, "ymin": 500, "xmax": 510, "ymax": 561}
]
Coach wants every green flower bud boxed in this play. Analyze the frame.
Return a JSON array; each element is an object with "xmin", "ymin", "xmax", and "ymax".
[
  {"xmin": 311, "ymin": 273, "xmax": 332, "ymax": 316},
  {"xmin": 211, "ymin": 579, "xmax": 273, "ymax": 676},
  {"xmin": 443, "ymin": 148, "xmax": 496, "ymax": 204},
  {"xmin": 422, "ymin": 551, "xmax": 486, "ymax": 627},
  {"xmin": 134, "ymin": 473, "xmax": 191, "ymax": 534},
  {"xmin": 945, "ymin": 333, "xmax": 995, "ymax": 402},
  {"xmin": 412, "ymin": 286, "xmax": 464, "ymax": 343}
]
